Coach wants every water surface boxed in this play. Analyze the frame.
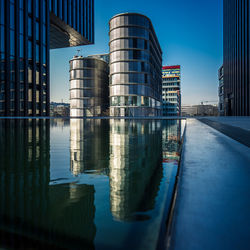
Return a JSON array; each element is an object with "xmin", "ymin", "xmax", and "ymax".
[{"xmin": 0, "ymin": 118, "xmax": 185, "ymax": 249}]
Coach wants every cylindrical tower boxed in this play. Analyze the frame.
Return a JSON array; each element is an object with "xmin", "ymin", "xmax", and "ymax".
[
  {"xmin": 109, "ymin": 13, "xmax": 163, "ymax": 117},
  {"xmin": 69, "ymin": 56, "xmax": 109, "ymax": 117}
]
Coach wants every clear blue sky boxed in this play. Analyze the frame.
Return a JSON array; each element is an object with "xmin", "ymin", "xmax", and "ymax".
[{"xmin": 50, "ymin": 0, "xmax": 223, "ymax": 105}]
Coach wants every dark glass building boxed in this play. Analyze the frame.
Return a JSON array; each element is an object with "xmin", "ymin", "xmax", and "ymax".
[
  {"xmin": 0, "ymin": 0, "xmax": 94, "ymax": 116},
  {"xmin": 223, "ymin": 0, "xmax": 250, "ymax": 116}
]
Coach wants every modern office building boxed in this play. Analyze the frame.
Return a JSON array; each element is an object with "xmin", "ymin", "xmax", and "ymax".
[
  {"xmin": 162, "ymin": 65, "xmax": 181, "ymax": 116},
  {"xmin": 181, "ymin": 104, "xmax": 218, "ymax": 117},
  {"xmin": 109, "ymin": 13, "xmax": 162, "ymax": 117},
  {"xmin": 69, "ymin": 55, "xmax": 109, "ymax": 117},
  {"xmin": 223, "ymin": 0, "xmax": 250, "ymax": 116},
  {"xmin": 218, "ymin": 65, "xmax": 224, "ymax": 116},
  {"xmin": 0, "ymin": 0, "xmax": 94, "ymax": 116}
]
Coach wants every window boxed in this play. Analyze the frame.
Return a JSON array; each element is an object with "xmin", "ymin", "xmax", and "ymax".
[
  {"xmin": 28, "ymin": 0, "xmax": 32, "ymax": 13},
  {"xmin": 36, "ymin": 0, "xmax": 39, "ymax": 18},
  {"xmin": 20, "ymin": 9, "xmax": 24, "ymax": 34},
  {"xmin": 0, "ymin": 26, "xmax": 4, "ymax": 53},
  {"xmin": 0, "ymin": 0, "xmax": 5, "ymax": 25},
  {"xmin": 28, "ymin": 40, "xmax": 32, "ymax": 59},
  {"xmin": 28, "ymin": 17, "xmax": 32, "ymax": 37},
  {"xmin": 133, "ymin": 38, "xmax": 137, "ymax": 48},
  {"xmin": 10, "ymin": 30, "xmax": 15, "ymax": 56},
  {"xmin": 10, "ymin": 3, "xmax": 15, "ymax": 29},
  {"xmin": 36, "ymin": 22, "xmax": 39, "ymax": 41},
  {"xmin": 36, "ymin": 44, "xmax": 40, "ymax": 62}
]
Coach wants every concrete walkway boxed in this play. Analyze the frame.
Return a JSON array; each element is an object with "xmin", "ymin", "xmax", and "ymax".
[{"xmin": 169, "ymin": 119, "xmax": 250, "ymax": 250}]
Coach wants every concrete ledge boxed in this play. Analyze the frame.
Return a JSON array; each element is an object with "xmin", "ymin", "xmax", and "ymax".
[
  {"xmin": 169, "ymin": 119, "xmax": 250, "ymax": 250},
  {"xmin": 199, "ymin": 118, "xmax": 250, "ymax": 148}
]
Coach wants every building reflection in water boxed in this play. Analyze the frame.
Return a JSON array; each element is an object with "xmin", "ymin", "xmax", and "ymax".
[
  {"xmin": 0, "ymin": 119, "xmax": 96, "ymax": 249},
  {"xmin": 109, "ymin": 119, "xmax": 163, "ymax": 221},
  {"xmin": 162, "ymin": 120, "xmax": 182, "ymax": 165},
  {"xmin": 70, "ymin": 119, "xmax": 109, "ymax": 176}
]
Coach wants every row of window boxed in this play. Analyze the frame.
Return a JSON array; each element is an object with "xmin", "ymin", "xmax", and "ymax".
[
  {"xmin": 110, "ymin": 15, "xmax": 150, "ymax": 30},
  {"xmin": 70, "ymin": 98, "xmax": 97, "ymax": 109},
  {"xmin": 110, "ymin": 95, "xmax": 161, "ymax": 108},
  {"xmin": 110, "ymin": 73, "xmax": 149, "ymax": 85},
  {"xmin": 162, "ymin": 87, "xmax": 180, "ymax": 91},
  {"xmin": 163, "ymin": 98, "xmax": 177, "ymax": 102},
  {"xmin": 70, "ymin": 59, "xmax": 108, "ymax": 71},
  {"xmin": 110, "ymin": 38, "xmax": 148, "ymax": 51},
  {"xmin": 110, "ymin": 50, "xmax": 149, "ymax": 62},
  {"xmin": 0, "ymin": 27, "xmax": 47, "ymax": 62},
  {"xmin": 110, "ymin": 84, "xmax": 154, "ymax": 97},
  {"xmin": 110, "ymin": 27, "xmax": 149, "ymax": 41},
  {"xmin": 70, "ymin": 69, "xmax": 108, "ymax": 79},
  {"xmin": 70, "ymin": 79, "xmax": 108, "ymax": 89},
  {"xmin": 70, "ymin": 89, "xmax": 105, "ymax": 99},
  {"xmin": 110, "ymin": 61, "xmax": 150, "ymax": 74},
  {"xmin": 1, "ymin": 2, "xmax": 47, "ymax": 36},
  {"xmin": 1, "ymin": 65, "xmax": 47, "ymax": 82},
  {"xmin": 163, "ymin": 108, "xmax": 177, "ymax": 112},
  {"xmin": 163, "ymin": 82, "xmax": 180, "ymax": 86},
  {"xmin": 162, "ymin": 92, "xmax": 178, "ymax": 96}
]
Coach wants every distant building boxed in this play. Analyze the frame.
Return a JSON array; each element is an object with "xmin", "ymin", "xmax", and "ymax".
[
  {"xmin": 162, "ymin": 66, "xmax": 181, "ymax": 116},
  {"xmin": 181, "ymin": 105, "xmax": 198, "ymax": 117},
  {"xmin": 218, "ymin": 65, "xmax": 224, "ymax": 116},
  {"xmin": 182, "ymin": 105, "xmax": 218, "ymax": 117},
  {"xmin": 0, "ymin": 0, "xmax": 94, "ymax": 117},
  {"xmin": 223, "ymin": 0, "xmax": 250, "ymax": 116},
  {"xmin": 109, "ymin": 13, "xmax": 162, "ymax": 117},
  {"xmin": 69, "ymin": 56, "xmax": 109, "ymax": 117}
]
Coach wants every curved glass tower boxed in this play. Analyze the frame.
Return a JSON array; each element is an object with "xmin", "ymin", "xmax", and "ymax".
[
  {"xmin": 69, "ymin": 56, "xmax": 109, "ymax": 117},
  {"xmin": 109, "ymin": 13, "xmax": 162, "ymax": 117}
]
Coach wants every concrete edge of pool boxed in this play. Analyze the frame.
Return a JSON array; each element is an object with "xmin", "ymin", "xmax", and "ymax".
[{"xmin": 166, "ymin": 118, "xmax": 250, "ymax": 250}]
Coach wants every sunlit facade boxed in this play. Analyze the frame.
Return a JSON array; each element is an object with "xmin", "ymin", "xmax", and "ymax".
[
  {"xmin": 0, "ymin": 0, "xmax": 94, "ymax": 116},
  {"xmin": 162, "ymin": 66, "xmax": 181, "ymax": 116},
  {"xmin": 109, "ymin": 13, "xmax": 162, "ymax": 117},
  {"xmin": 69, "ymin": 56, "xmax": 109, "ymax": 117}
]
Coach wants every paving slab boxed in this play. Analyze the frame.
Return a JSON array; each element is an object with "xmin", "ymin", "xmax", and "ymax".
[{"xmin": 169, "ymin": 119, "xmax": 250, "ymax": 250}]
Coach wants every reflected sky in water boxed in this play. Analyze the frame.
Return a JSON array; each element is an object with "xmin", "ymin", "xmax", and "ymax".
[{"xmin": 0, "ymin": 118, "xmax": 185, "ymax": 249}]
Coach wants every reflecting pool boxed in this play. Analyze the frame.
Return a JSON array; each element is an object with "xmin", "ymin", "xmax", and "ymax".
[{"xmin": 0, "ymin": 118, "xmax": 185, "ymax": 249}]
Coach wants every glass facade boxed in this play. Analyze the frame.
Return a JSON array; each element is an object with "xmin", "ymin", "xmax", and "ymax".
[
  {"xmin": 69, "ymin": 56, "xmax": 109, "ymax": 117},
  {"xmin": 0, "ymin": 0, "xmax": 94, "ymax": 116},
  {"xmin": 162, "ymin": 66, "xmax": 181, "ymax": 116},
  {"xmin": 223, "ymin": 0, "xmax": 250, "ymax": 116},
  {"xmin": 109, "ymin": 13, "xmax": 162, "ymax": 117}
]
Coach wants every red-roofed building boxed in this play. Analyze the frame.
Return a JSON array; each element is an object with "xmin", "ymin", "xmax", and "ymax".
[{"xmin": 162, "ymin": 66, "xmax": 181, "ymax": 116}]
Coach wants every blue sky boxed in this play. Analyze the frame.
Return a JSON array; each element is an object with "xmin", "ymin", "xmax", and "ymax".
[{"xmin": 50, "ymin": 0, "xmax": 223, "ymax": 105}]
